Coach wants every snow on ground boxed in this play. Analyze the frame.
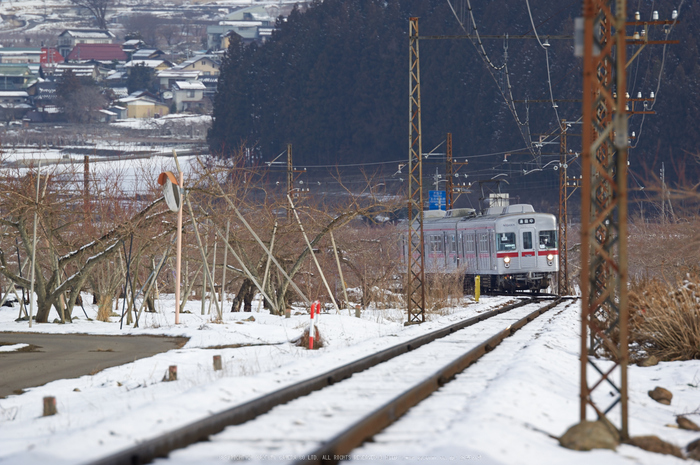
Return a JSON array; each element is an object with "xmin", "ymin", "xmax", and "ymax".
[
  {"xmin": 110, "ymin": 114, "xmax": 212, "ymax": 131},
  {"xmin": 0, "ymin": 343, "xmax": 28, "ymax": 352},
  {"xmin": 0, "ymin": 296, "xmax": 699, "ymax": 464}
]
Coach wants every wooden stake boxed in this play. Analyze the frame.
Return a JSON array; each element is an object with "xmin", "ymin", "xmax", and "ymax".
[
  {"xmin": 43, "ymin": 396, "xmax": 57, "ymax": 416},
  {"xmin": 213, "ymin": 355, "xmax": 222, "ymax": 371},
  {"xmin": 29, "ymin": 161, "xmax": 41, "ymax": 327},
  {"xmin": 220, "ymin": 220, "xmax": 229, "ymax": 310},
  {"xmin": 330, "ymin": 231, "xmax": 349, "ymax": 311},
  {"xmin": 166, "ymin": 365, "xmax": 177, "ymax": 381}
]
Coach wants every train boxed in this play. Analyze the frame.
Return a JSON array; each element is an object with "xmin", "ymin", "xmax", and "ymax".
[{"xmin": 402, "ymin": 203, "xmax": 559, "ymax": 293}]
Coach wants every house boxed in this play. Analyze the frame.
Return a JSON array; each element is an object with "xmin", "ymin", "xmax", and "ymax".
[
  {"xmin": 0, "ymin": 48, "xmax": 43, "ymax": 64},
  {"xmin": 125, "ymin": 60, "xmax": 173, "ymax": 73},
  {"xmin": 199, "ymin": 76, "xmax": 218, "ymax": 98},
  {"xmin": 107, "ymin": 105, "xmax": 127, "ymax": 119},
  {"xmin": 0, "ymin": 90, "xmax": 32, "ymax": 121},
  {"xmin": 131, "ymin": 49, "xmax": 166, "ymax": 61},
  {"xmin": 66, "ymin": 44, "xmax": 127, "ymax": 63},
  {"xmin": 58, "ymin": 29, "xmax": 116, "ymax": 59},
  {"xmin": 40, "ymin": 48, "xmax": 64, "ymax": 65},
  {"xmin": 172, "ymin": 80, "xmax": 206, "ymax": 112},
  {"xmin": 32, "ymin": 81, "xmax": 57, "ymax": 110},
  {"xmin": 0, "ymin": 64, "xmax": 39, "ymax": 91},
  {"xmin": 207, "ymin": 5, "xmax": 286, "ymax": 49},
  {"xmin": 97, "ymin": 109, "xmax": 118, "ymax": 123},
  {"xmin": 121, "ymin": 39, "xmax": 145, "ymax": 59},
  {"xmin": 51, "ymin": 64, "xmax": 100, "ymax": 80},
  {"xmin": 172, "ymin": 55, "xmax": 220, "ymax": 76},
  {"xmin": 156, "ymin": 69, "xmax": 200, "ymax": 90},
  {"xmin": 118, "ymin": 96, "xmax": 170, "ymax": 118}
]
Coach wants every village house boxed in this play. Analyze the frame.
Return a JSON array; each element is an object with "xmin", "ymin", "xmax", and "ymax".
[{"xmin": 57, "ymin": 29, "xmax": 116, "ymax": 59}]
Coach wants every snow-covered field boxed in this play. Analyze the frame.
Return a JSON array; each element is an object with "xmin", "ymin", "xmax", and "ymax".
[{"xmin": 0, "ymin": 295, "xmax": 698, "ymax": 464}]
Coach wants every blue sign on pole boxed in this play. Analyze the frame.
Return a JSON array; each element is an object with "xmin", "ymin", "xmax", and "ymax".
[{"xmin": 428, "ymin": 190, "xmax": 446, "ymax": 210}]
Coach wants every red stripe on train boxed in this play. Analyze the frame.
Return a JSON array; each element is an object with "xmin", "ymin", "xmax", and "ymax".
[
  {"xmin": 496, "ymin": 252, "xmax": 519, "ymax": 258},
  {"xmin": 538, "ymin": 250, "xmax": 559, "ymax": 256}
]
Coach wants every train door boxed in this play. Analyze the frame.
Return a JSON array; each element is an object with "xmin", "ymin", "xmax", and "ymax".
[
  {"xmin": 477, "ymin": 232, "xmax": 490, "ymax": 271},
  {"xmin": 463, "ymin": 232, "xmax": 476, "ymax": 271},
  {"xmin": 457, "ymin": 231, "xmax": 463, "ymax": 267},
  {"xmin": 521, "ymin": 228, "xmax": 536, "ymax": 268}
]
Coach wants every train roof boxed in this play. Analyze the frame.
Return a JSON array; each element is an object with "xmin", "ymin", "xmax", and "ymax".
[{"xmin": 417, "ymin": 204, "xmax": 555, "ymax": 227}]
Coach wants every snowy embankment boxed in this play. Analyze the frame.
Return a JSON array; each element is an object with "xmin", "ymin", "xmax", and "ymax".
[{"xmin": 0, "ymin": 295, "xmax": 698, "ymax": 464}]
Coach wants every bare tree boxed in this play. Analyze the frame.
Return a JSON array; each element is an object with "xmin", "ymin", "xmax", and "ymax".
[{"xmin": 70, "ymin": 0, "xmax": 110, "ymax": 30}]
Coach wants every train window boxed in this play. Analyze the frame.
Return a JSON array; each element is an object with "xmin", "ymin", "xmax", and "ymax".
[
  {"xmin": 522, "ymin": 231, "xmax": 533, "ymax": 250},
  {"xmin": 539, "ymin": 230, "xmax": 558, "ymax": 248},
  {"xmin": 430, "ymin": 235, "xmax": 443, "ymax": 253},
  {"xmin": 450, "ymin": 235, "xmax": 457, "ymax": 253},
  {"xmin": 497, "ymin": 232, "xmax": 516, "ymax": 251}
]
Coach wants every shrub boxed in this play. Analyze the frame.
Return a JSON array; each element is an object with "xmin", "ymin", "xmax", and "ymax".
[{"xmin": 629, "ymin": 274, "xmax": 700, "ymax": 361}]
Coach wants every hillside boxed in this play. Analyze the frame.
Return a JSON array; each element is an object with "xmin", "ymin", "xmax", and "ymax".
[{"xmin": 209, "ymin": 0, "xmax": 697, "ymax": 209}]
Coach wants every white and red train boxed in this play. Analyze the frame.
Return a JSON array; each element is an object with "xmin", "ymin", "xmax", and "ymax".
[{"xmin": 403, "ymin": 204, "xmax": 559, "ymax": 293}]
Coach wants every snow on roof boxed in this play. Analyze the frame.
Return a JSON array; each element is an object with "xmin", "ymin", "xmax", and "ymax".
[
  {"xmin": 220, "ymin": 21, "xmax": 264, "ymax": 27},
  {"xmin": 125, "ymin": 60, "xmax": 167, "ymax": 68},
  {"xmin": 174, "ymin": 81, "xmax": 206, "ymax": 90},
  {"xmin": 131, "ymin": 49, "xmax": 163, "ymax": 59},
  {"xmin": 117, "ymin": 96, "xmax": 160, "ymax": 105},
  {"xmin": 0, "ymin": 91, "xmax": 28, "ymax": 97},
  {"xmin": 111, "ymin": 87, "xmax": 129, "ymax": 98},
  {"xmin": 60, "ymin": 29, "xmax": 116, "ymax": 39},
  {"xmin": 106, "ymin": 71, "xmax": 126, "ymax": 80},
  {"xmin": 0, "ymin": 48, "xmax": 42, "ymax": 56},
  {"xmin": 157, "ymin": 70, "xmax": 200, "ymax": 79},
  {"xmin": 99, "ymin": 109, "xmax": 117, "ymax": 116},
  {"xmin": 172, "ymin": 55, "xmax": 220, "ymax": 71}
]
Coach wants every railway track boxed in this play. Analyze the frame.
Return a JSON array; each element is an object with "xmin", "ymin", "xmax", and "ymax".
[{"xmin": 90, "ymin": 297, "xmax": 573, "ymax": 465}]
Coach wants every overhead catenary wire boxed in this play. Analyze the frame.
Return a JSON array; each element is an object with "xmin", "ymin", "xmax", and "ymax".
[
  {"xmin": 445, "ymin": 0, "xmax": 537, "ymax": 159},
  {"xmin": 525, "ymin": 0, "xmax": 561, "ymax": 128}
]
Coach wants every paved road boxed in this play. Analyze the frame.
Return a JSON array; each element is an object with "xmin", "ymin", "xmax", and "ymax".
[{"xmin": 0, "ymin": 333, "xmax": 188, "ymax": 398}]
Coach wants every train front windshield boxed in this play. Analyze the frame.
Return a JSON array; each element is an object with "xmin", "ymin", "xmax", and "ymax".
[
  {"xmin": 539, "ymin": 230, "xmax": 557, "ymax": 249},
  {"xmin": 498, "ymin": 232, "xmax": 517, "ymax": 251}
]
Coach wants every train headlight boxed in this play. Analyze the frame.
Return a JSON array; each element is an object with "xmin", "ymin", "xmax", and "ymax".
[
  {"xmin": 503, "ymin": 256, "xmax": 510, "ymax": 268},
  {"xmin": 547, "ymin": 254, "xmax": 554, "ymax": 261}
]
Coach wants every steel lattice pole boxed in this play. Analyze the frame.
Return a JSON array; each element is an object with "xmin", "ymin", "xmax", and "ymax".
[
  {"xmin": 580, "ymin": 0, "xmax": 629, "ymax": 439},
  {"xmin": 407, "ymin": 17, "xmax": 425, "ymax": 324}
]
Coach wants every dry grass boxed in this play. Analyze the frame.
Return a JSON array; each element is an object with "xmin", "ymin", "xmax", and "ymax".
[
  {"xmin": 96, "ymin": 295, "xmax": 113, "ymax": 322},
  {"xmin": 425, "ymin": 270, "xmax": 467, "ymax": 314},
  {"xmin": 628, "ymin": 274, "xmax": 700, "ymax": 361}
]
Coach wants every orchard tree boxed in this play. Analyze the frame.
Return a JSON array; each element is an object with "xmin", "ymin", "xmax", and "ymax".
[{"xmin": 70, "ymin": 0, "xmax": 110, "ymax": 30}]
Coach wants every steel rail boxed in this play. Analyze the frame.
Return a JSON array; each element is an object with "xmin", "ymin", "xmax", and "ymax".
[
  {"xmin": 298, "ymin": 298, "xmax": 568, "ymax": 465},
  {"xmin": 88, "ymin": 298, "xmax": 534, "ymax": 465}
]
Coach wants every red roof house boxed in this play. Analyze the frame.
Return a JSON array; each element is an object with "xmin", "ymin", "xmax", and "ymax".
[{"xmin": 67, "ymin": 44, "xmax": 127, "ymax": 62}]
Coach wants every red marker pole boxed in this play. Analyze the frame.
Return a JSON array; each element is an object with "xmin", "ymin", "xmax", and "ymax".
[{"xmin": 309, "ymin": 301, "xmax": 318, "ymax": 350}]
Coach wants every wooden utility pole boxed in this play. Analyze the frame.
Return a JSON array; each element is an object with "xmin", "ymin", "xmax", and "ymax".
[{"xmin": 557, "ymin": 121, "xmax": 569, "ymax": 295}]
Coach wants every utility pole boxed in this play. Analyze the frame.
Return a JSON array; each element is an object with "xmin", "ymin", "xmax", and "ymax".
[
  {"xmin": 445, "ymin": 133, "xmax": 453, "ymax": 210},
  {"xmin": 557, "ymin": 121, "xmax": 568, "ymax": 296},
  {"xmin": 83, "ymin": 155, "xmax": 89, "ymax": 216},
  {"xmin": 578, "ymin": 4, "xmax": 678, "ymax": 439},
  {"xmin": 287, "ymin": 143, "xmax": 293, "ymax": 222},
  {"xmin": 660, "ymin": 162, "xmax": 665, "ymax": 225},
  {"xmin": 407, "ymin": 17, "xmax": 425, "ymax": 324},
  {"xmin": 444, "ymin": 132, "xmax": 470, "ymax": 209},
  {"xmin": 285, "ymin": 144, "xmax": 306, "ymax": 221},
  {"xmin": 579, "ymin": 0, "xmax": 630, "ymax": 438}
]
